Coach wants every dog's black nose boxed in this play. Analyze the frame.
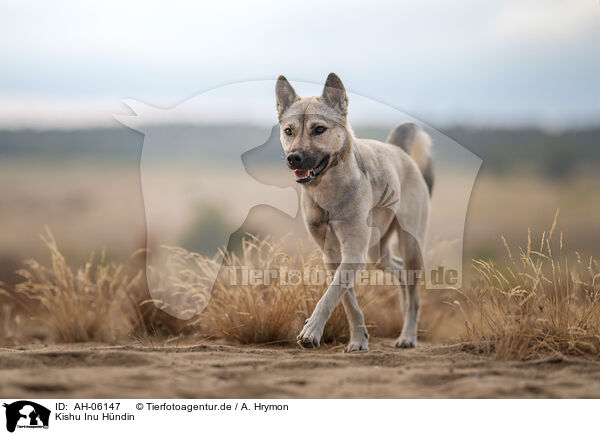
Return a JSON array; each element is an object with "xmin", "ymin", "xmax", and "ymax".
[{"xmin": 286, "ymin": 152, "xmax": 304, "ymax": 169}]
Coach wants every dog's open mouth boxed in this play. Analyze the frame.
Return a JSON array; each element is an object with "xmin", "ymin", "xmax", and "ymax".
[{"xmin": 294, "ymin": 155, "xmax": 330, "ymax": 184}]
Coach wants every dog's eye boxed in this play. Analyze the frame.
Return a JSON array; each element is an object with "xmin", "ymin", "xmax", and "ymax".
[
  {"xmin": 313, "ymin": 126, "xmax": 327, "ymax": 135},
  {"xmin": 284, "ymin": 127, "xmax": 293, "ymax": 136}
]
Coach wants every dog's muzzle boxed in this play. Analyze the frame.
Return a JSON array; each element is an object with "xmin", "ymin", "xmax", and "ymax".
[{"xmin": 286, "ymin": 152, "xmax": 330, "ymax": 184}]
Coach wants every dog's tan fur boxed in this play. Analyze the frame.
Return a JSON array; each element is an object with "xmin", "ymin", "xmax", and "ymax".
[{"xmin": 276, "ymin": 73, "xmax": 433, "ymax": 351}]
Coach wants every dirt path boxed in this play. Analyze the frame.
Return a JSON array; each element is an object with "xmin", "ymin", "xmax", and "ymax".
[{"xmin": 1, "ymin": 340, "xmax": 599, "ymax": 398}]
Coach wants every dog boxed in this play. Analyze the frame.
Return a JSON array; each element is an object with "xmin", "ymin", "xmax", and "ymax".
[{"xmin": 275, "ymin": 73, "xmax": 433, "ymax": 351}]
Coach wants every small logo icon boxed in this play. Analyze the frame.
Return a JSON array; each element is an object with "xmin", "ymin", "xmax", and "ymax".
[{"xmin": 3, "ymin": 401, "xmax": 50, "ymax": 433}]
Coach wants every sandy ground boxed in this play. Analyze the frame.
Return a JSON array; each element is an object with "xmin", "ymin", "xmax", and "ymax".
[{"xmin": 1, "ymin": 339, "xmax": 599, "ymax": 399}]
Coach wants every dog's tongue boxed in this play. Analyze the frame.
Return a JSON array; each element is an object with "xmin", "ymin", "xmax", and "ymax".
[{"xmin": 294, "ymin": 169, "xmax": 309, "ymax": 179}]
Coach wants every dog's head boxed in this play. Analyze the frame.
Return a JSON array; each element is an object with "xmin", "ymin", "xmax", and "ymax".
[{"xmin": 275, "ymin": 73, "xmax": 350, "ymax": 184}]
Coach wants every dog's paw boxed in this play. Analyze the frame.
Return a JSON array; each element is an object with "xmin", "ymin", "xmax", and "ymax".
[
  {"xmin": 297, "ymin": 319, "xmax": 323, "ymax": 349},
  {"xmin": 346, "ymin": 339, "xmax": 369, "ymax": 352},
  {"xmin": 345, "ymin": 330, "xmax": 369, "ymax": 352},
  {"xmin": 395, "ymin": 335, "xmax": 417, "ymax": 349}
]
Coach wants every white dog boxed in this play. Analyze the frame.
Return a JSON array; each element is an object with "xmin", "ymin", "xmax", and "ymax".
[{"xmin": 276, "ymin": 73, "xmax": 433, "ymax": 351}]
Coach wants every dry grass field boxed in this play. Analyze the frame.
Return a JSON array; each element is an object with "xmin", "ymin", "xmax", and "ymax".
[
  {"xmin": 1, "ymin": 214, "xmax": 600, "ymax": 398},
  {"xmin": 1, "ymin": 161, "xmax": 600, "ymax": 398}
]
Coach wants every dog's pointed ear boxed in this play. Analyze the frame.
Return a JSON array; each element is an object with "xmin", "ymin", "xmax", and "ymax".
[
  {"xmin": 321, "ymin": 72, "xmax": 348, "ymax": 116},
  {"xmin": 275, "ymin": 75, "xmax": 298, "ymax": 118}
]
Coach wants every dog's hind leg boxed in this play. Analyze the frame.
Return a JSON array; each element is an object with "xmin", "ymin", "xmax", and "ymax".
[
  {"xmin": 395, "ymin": 228, "xmax": 422, "ymax": 348},
  {"xmin": 371, "ymin": 221, "xmax": 404, "ymax": 272},
  {"xmin": 377, "ymin": 251, "xmax": 404, "ymax": 271}
]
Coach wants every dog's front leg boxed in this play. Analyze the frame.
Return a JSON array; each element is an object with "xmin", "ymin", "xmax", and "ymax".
[{"xmin": 297, "ymin": 219, "xmax": 369, "ymax": 348}]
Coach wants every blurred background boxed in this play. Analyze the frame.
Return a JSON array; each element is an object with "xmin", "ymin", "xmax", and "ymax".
[{"xmin": 1, "ymin": 0, "xmax": 599, "ymax": 289}]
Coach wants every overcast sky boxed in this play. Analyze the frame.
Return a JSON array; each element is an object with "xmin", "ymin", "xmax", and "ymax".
[{"xmin": 0, "ymin": 0, "xmax": 599, "ymax": 129}]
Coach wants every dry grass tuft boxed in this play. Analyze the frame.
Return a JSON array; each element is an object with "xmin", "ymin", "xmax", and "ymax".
[
  {"xmin": 2, "ymin": 230, "xmax": 147, "ymax": 343},
  {"xmin": 194, "ymin": 235, "xmax": 460, "ymax": 345},
  {"xmin": 196, "ymin": 236, "xmax": 323, "ymax": 344},
  {"xmin": 458, "ymin": 211, "xmax": 600, "ymax": 359},
  {"xmin": 143, "ymin": 245, "xmax": 220, "ymax": 328},
  {"xmin": 0, "ymin": 231, "xmax": 464, "ymax": 347}
]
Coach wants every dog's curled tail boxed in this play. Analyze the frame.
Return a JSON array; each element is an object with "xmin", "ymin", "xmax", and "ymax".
[{"xmin": 387, "ymin": 122, "xmax": 434, "ymax": 195}]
